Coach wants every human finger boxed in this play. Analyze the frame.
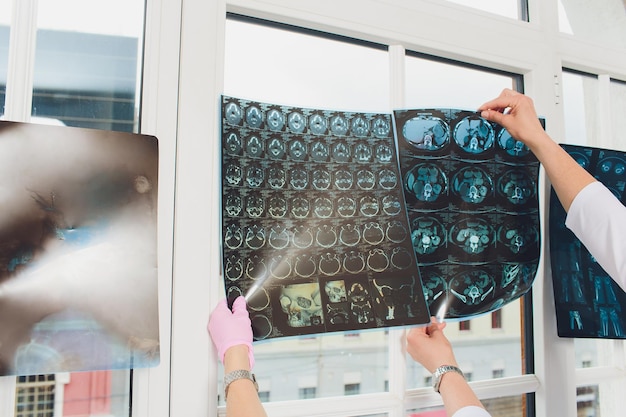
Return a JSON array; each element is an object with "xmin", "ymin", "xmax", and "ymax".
[
  {"xmin": 477, "ymin": 88, "xmax": 516, "ymax": 110},
  {"xmin": 426, "ymin": 316, "xmax": 446, "ymax": 334},
  {"xmin": 231, "ymin": 295, "xmax": 248, "ymax": 315}
]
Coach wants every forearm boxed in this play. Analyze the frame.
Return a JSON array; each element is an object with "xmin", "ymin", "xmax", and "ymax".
[
  {"xmin": 526, "ymin": 132, "xmax": 596, "ymax": 212},
  {"xmin": 223, "ymin": 345, "xmax": 267, "ymax": 417},
  {"xmin": 438, "ymin": 372, "xmax": 485, "ymax": 417},
  {"xmin": 225, "ymin": 381, "xmax": 267, "ymax": 417}
]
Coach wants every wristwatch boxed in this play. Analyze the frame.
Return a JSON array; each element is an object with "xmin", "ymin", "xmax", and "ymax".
[
  {"xmin": 224, "ymin": 369, "xmax": 259, "ymax": 399},
  {"xmin": 432, "ymin": 365, "xmax": 464, "ymax": 393}
]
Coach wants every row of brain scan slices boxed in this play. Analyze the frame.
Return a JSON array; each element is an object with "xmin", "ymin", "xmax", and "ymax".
[
  {"xmin": 223, "ymin": 98, "xmax": 393, "ymax": 138},
  {"xmin": 223, "ymin": 129, "xmax": 397, "ymax": 163},
  {"xmin": 222, "ymin": 191, "xmax": 404, "ymax": 219},
  {"xmin": 223, "ymin": 221, "xmax": 410, "ymax": 250},
  {"xmin": 223, "ymin": 247, "xmax": 415, "ymax": 281},
  {"xmin": 223, "ymin": 162, "xmax": 400, "ymax": 191}
]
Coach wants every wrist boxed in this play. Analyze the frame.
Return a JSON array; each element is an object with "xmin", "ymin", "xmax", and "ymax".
[
  {"xmin": 224, "ymin": 344, "xmax": 251, "ymax": 373},
  {"xmin": 432, "ymin": 364, "xmax": 464, "ymax": 393},
  {"xmin": 429, "ymin": 359, "xmax": 458, "ymax": 374},
  {"xmin": 224, "ymin": 369, "xmax": 258, "ymax": 400}
]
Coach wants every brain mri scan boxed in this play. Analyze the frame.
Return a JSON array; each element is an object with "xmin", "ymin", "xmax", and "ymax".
[{"xmin": 221, "ymin": 96, "xmax": 430, "ymax": 340}]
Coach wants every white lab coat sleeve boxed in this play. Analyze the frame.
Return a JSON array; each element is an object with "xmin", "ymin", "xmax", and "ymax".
[
  {"xmin": 451, "ymin": 406, "xmax": 493, "ymax": 417},
  {"xmin": 565, "ymin": 181, "xmax": 626, "ymax": 290}
]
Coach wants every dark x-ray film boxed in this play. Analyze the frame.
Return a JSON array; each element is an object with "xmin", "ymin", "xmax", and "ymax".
[
  {"xmin": 0, "ymin": 120, "xmax": 159, "ymax": 376},
  {"xmin": 221, "ymin": 96, "xmax": 430, "ymax": 340},
  {"xmin": 550, "ymin": 144, "xmax": 626, "ymax": 339},
  {"xmin": 393, "ymin": 109, "xmax": 541, "ymax": 319}
]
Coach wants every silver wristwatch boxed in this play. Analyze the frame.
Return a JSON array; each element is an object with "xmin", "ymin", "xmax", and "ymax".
[
  {"xmin": 224, "ymin": 369, "xmax": 259, "ymax": 399},
  {"xmin": 432, "ymin": 365, "xmax": 464, "ymax": 393}
]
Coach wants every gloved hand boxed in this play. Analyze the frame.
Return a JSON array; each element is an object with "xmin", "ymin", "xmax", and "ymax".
[{"xmin": 208, "ymin": 296, "xmax": 255, "ymax": 369}]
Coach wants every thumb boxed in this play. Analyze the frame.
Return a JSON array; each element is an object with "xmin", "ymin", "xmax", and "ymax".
[
  {"xmin": 231, "ymin": 296, "xmax": 249, "ymax": 316},
  {"xmin": 481, "ymin": 109, "xmax": 505, "ymax": 126}
]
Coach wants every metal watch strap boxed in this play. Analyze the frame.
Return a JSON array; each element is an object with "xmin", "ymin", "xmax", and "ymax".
[
  {"xmin": 224, "ymin": 369, "xmax": 258, "ymax": 399},
  {"xmin": 432, "ymin": 365, "xmax": 464, "ymax": 393}
]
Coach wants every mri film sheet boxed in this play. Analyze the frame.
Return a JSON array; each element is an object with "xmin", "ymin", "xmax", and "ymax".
[
  {"xmin": 550, "ymin": 145, "xmax": 626, "ymax": 339},
  {"xmin": 393, "ymin": 109, "xmax": 541, "ymax": 319},
  {"xmin": 221, "ymin": 96, "xmax": 430, "ymax": 340}
]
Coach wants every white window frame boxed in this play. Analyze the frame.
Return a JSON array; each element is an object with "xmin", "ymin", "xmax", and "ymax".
[{"xmin": 2, "ymin": 1, "xmax": 625, "ymax": 417}]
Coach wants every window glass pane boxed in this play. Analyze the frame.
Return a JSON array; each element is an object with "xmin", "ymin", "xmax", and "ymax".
[
  {"xmin": 223, "ymin": 16, "xmax": 391, "ymax": 404},
  {"xmin": 562, "ymin": 70, "xmax": 600, "ymax": 146},
  {"xmin": 610, "ymin": 79, "xmax": 626, "ymax": 151},
  {"xmin": 405, "ymin": 54, "xmax": 518, "ymax": 110},
  {"xmin": 408, "ymin": 394, "xmax": 526, "ymax": 417},
  {"xmin": 577, "ymin": 381, "xmax": 622, "ymax": 417},
  {"xmin": 558, "ymin": 0, "xmax": 626, "ymax": 49},
  {"xmin": 442, "ymin": 0, "xmax": 525, "ymax": 20},
  {"xmin": 52, "ymin": 371, "xmax": 131, "ymax": 417},
  {"xmin": 219, "ymin": 332, "xmax": 389, "ymax": 403},
  {"xmin": 0, "ymin": 0, "xmax": 10, "ymax": 116},
  {"xmin": 579, "ymin": 380, "xmax": 626, "ymax": 417},
  {"xmin": 32, "ymin": 0, "xmax": 145, "ymax": 131},
  {"xmin": 224, "ymin": 17, "xmax": 390, "ymax": 113},
  {"xmin": 406, "ymin": 301, "xmax": 523, "ymax": 389},
  {"xmin": 577, "ymin": 384, "xmax": 599, "ymax": 416}
]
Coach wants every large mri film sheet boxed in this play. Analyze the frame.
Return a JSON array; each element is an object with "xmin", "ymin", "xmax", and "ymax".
[
  {"xmin": 220, "ymin": 96, "xmax": 430, "ymax": 340},
  {"xmin": 550, "ymin": 144, "xmax": 626, "ymax": 339}
]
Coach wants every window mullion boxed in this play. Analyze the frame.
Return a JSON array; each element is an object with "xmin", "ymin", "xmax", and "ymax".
[
  {"xmin": 596, "ymin": 74, "xmax": 612, "ymax": 149},
  {"xmin": 169, "ymin": 0, "xmax": 226, "ymax": 416},
  {"xmin": 387, "ymin": 44, "xmax": 408, "ymax": 417},
  {"xmin": 4, "ymin": 0, "xmax": 37, "ymax": 121}
]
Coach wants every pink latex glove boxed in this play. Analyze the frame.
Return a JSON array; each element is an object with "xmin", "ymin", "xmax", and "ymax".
[{"xmin": 208, "ymin": 296, "xmax": 255, "ymax": 369}]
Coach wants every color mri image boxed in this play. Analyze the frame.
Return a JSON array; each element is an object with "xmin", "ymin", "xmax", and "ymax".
[
  {"xmin": 393, "ymin": 109, "xmax": 541, "ymax": 318},
  {"xmin": 220, "ymin": 97, "xmax": 541, "ymax": 340},
  {"xmin": 550, "ymin": 144, "xmax": 626, "ymax": 339},
  {"xmin": 221, "ymin": 96, "xmax": 430, "ymax": 340}
]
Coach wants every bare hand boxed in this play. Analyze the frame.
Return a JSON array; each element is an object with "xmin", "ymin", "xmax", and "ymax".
[
  {"xmin": 478, "ymin": 88, "xmax": 548, "ymax": 149},
  {"xmin": 406, "ymin": 317, "xmax": 456, "ymax": 373}
]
